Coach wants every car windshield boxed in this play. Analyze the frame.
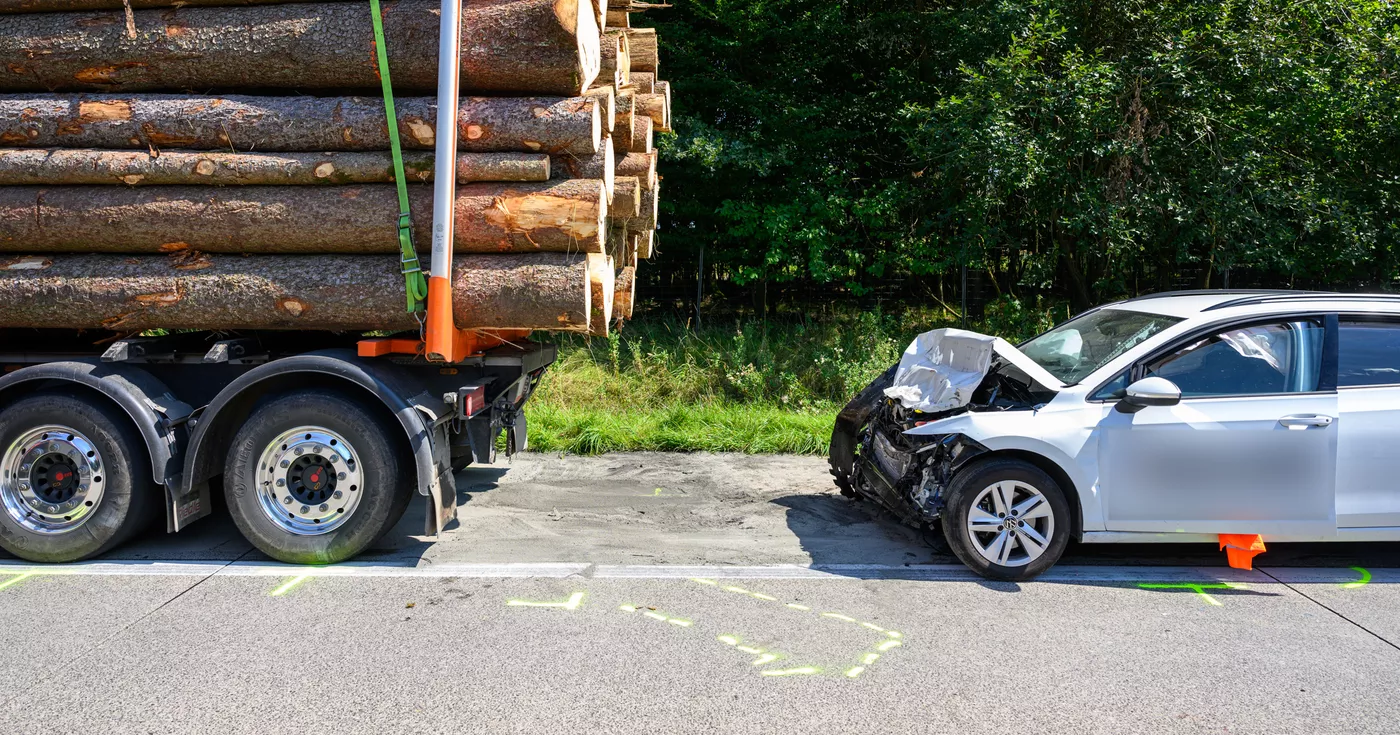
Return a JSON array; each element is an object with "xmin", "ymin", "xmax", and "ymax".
[{"xmin": 1019, "ymin": 308, "xmax": 1183, "ymax": 384}]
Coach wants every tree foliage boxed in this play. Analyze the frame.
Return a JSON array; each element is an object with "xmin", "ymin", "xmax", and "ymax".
[{"xmin": 645, "ymin": 0, "xmax": 1400, "ymax": 309}]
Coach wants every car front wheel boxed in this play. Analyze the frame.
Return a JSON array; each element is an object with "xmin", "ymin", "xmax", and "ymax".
[{"xmin": 943, "ymin": 458, "xmax": 1071, "ymax": 581}]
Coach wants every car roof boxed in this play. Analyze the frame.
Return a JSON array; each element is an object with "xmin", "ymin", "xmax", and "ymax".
[{"xmin": 1100, "ymin": 290, "xmax": 1400, "ymax": 319}]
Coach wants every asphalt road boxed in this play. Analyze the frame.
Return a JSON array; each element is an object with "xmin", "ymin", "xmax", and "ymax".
[{"xmin": 3, "ymin": 452, "xmax": 1399, "ymax": 734}]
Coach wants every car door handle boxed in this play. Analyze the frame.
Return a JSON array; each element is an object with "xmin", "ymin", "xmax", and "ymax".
[{"xmin": 1279, "ymin": 414, "xmax": 1334, "ymax": 428}]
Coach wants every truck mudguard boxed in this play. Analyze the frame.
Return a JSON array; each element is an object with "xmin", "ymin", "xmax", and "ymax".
[
  {"xmin": 177, "ymin": 349, "xmax": 445, "ymax": 533},
  {"xmin": 0, "ymin": 360, "xmax": 193, "ymax": 531}
]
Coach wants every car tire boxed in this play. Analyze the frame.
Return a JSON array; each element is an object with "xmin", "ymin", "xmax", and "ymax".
[
  {"xmin": 0, "ymin": 391, "xmax": 158, "ymax": 562},
  {"xmin": 943, "ymin": 457, "xmax": 1071, "ymax": 581},
  {"xmin": 223, "ymin": 390, "xmax": 413, "ymax": 565}
]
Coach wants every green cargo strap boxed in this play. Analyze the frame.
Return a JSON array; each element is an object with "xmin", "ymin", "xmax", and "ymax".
[{"xmin": 369, "ymin": 0, "xmax": 428, "ymax": 313}]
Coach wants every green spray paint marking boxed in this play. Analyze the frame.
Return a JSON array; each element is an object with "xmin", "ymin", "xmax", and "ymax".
[
  {"xmin": 1342, "ymin": 567, "xmax": 1371, "ymax": 589},
  {"xmin": 1137, "ymin": 582, "xmax": 1236, "ymax": 606},
  {"xmin": 270, "ymin": 575, "xmax": 310, "ymax": 597},
  {"xmin": 0, "ymin": 572, "xmax": 35, "ymax": 591}
]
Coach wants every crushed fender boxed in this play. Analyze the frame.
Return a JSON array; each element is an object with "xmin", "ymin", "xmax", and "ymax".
[{"xmin": 829, "ymin": 328, "xmax": 1057, "ymax": 529}]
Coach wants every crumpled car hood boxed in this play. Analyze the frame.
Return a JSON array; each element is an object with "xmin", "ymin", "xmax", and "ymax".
[{"xmin": 882, "ymin": 328, "xmax": 1067, "ymax": 412}]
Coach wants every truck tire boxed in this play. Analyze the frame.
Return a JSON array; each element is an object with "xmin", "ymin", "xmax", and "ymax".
[
  {"xmin": 0, "ymin": 391, "xmax": 158, "ymax": 562},
  {"xmin": 943, "ymin": 458, "xmax": 1071, "ymax": 581},
  {"xmin": 223, "ymin": 389, "xmax": 413, "ymax": 564}
]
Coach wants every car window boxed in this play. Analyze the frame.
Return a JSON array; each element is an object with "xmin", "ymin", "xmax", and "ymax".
[
  {"xmin": 1090, "ymin": 370, "xmax": 1131, "ymax": 401},
  {"xmin": 1020, "ymin": 308, "xmax": 1182, "ymax": 384},
  {"xmin": 1339, "ymin": 319, "xmax": 1400, "ymax": 387},
  {"xmin": 1143, "ymin": 320, "xmax": 1324, "ymax": 397}
]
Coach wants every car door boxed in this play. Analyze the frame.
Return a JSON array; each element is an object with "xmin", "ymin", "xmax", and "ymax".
[
  {"xmin": 1097, "ymin": 316, "xmax": 1338, "ymax": 535},
  {"xmin": 1335, "ymin": 316, "xmax": 1400, "ymax": 527}
]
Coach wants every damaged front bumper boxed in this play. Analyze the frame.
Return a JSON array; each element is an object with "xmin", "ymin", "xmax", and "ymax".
[
  {"xmin": 829, "ymin": 365, "xmax": 989, "ymax": 527},
  {"xmin": 829, "ymin": 328, "xmax": 1061, "ymax": 527}
]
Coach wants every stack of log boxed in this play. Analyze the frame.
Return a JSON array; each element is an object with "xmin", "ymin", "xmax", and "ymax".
[{"xmin": 0, "ymin": 0, "xmax": 673, "ymax": 336}]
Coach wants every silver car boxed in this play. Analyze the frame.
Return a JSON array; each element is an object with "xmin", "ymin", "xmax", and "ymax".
[{"xmin": 831, "ymin": 290, "xmax": 1400, "ymax": 580}]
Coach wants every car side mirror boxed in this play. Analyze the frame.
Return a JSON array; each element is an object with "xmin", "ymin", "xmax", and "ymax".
[{"xmin": 1116, "ymin": 377, "xmax": 1182, "ymax": 414}]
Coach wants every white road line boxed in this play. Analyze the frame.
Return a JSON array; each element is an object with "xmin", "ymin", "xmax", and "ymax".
[{"xmin": 0, "ymin": 560, "xmax": 1288, "ymax": 583}]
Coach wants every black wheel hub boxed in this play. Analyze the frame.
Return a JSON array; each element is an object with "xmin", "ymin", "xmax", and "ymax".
[
  {"xmin": 33, "ymin": 453, "xmax": 80, "ymax": 503},
  {"xmin": 287, "ymin": 455, "xmax": 337, "ymax": 505}
]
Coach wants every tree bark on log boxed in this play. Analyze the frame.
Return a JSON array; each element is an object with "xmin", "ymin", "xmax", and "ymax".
[
  {"xmin": 655, "ymin": 81, "xmax": 671, "ymax": 121},
  {"xmin": 550, "ymin": 135, "xmax": 613, "ymax": 198},
  {"xmin": 617, "ymin": 114, "xmax": 652, "ymax": 153},
  {"xmin": 624, "ymin": 28, "xmax": 658, "ymax": 74},
  {"xmin": 636, "ymin": 92, "xmax": 669, "ymax": 132},
  {"xmin": 608, "ymin": 176, "xmax": 641, "ymax": 220},
  {"xmin": 605, "ymin": 9, "xmax": 627, "ymax": 27},
  {"xmin": 602, "ymin": 30, "xmax": 631, "ymax": 88},
  {"xmin": 636, "ymin": 179, "xmax": 659, "ymax": 230},
  {"xmin": 615, "ymin": 151, "xmax": 656, "ymax": 190},
  {"xmin": 0, "ymin": 94, "xmax": 599, "ymax": 155},
  {"xmin": 0, "ymin": 180, "xmax": 607, "ymax": 254},
  {"xmin": 614, "ymin": 90, "xmax": 636, "ymax": 153},
  {"xmin": 628, "ymin": 72, "xmax": 656, "ymax": 94},
  {"xmin": 607, "ymin": 223, "xmax": 637, "ymax": 267},
  {"xmin": 0, "ymin": 0, "xmax": 358, "ymax": 9},
  {"xmin": 0, "ymin": 0, "xmax": 600, "ymax": 96},
  {"xmin": 0, "ymin": 149, "xmax": 550, "ymax": 185},
  {"xmin": 633, "ymin": 228, "xmax": 653, "ymax": 259},
  {"xmin": 586, "ymin": 252, "xmax": 613, "ymax": 336},
  {"xmin": 0, "ymin": 252, "xmax": 591, "ymax": 332},
  {"xmin": 598, "ymin": 31, "xmax": 629, "ymax": 90},
  {"xmin": 615, "ymin": 265, "xmax": 635, "ymax": 318},
  {"xmin": 582, "ymin": 86, "xmax": 615, "ymax": 136}
]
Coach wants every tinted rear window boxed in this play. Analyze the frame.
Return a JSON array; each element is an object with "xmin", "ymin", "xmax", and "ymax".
[{"xmin": 1338, "ymin": 320, "xmax": 1400, "ymax": 387}]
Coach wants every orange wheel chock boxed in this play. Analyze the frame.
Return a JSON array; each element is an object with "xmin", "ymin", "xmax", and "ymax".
[{"xmin": 1219, "ymin": 534, "xmax": 1267, "ymax": 570}]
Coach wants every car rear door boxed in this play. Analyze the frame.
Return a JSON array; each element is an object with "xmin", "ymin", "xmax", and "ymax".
[
  {"xmin": 1335, "ymin": 315, "xmax": 1400, "ymax": 527},
  {"xmin": 1097, "ymin": 316, "xmax": 1339, "ymax": 535}
]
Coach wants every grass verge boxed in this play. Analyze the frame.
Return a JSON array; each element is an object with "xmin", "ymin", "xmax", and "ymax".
[{"xmin": 522, "ymin": 298, "xmax": 1065, "ymax": 455}]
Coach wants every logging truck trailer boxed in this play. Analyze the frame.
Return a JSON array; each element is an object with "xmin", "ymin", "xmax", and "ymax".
[
  {"xmin": 0, "ymin": 328, "xmax": 555, "ymax": 564},
  {"xmin": 0, "ymin": 0, "xmax": 582, "ymax": 565}
]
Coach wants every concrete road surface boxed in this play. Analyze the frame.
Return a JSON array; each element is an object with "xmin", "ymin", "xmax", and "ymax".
[{"xmin": 3, "ymin": 452, "xmax": 1399, "ymax": 734}]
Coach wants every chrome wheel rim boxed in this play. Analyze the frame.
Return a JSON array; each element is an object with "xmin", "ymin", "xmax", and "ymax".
[
  {"xmin": 965, "ymin": 480, "xmax": 1054, "ymax": 568},
  {"xmin": 1, "ymin": 425, "xmax": 108, "ymax": 534},
  {"xmin": 255, "ymin": 426, "xmax": 364, "ymax": 536}
]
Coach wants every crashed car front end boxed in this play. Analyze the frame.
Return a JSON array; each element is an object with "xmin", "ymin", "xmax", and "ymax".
[{"xmin": 829, "ymin": 329, "xmax": 1061, "ymax": 529}]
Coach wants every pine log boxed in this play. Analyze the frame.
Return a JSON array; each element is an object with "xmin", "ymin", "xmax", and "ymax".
[
  {"xmin": 582, "ymin": 86, "xmax": 616, "ymax": 136},
  {"xmin": 0, "ymin": 252, "xmax": 591, "ymax": 332},
  {"xmin": 550, "ymin": 135, "xmax": 614, "ymax": 199},
  {"xmin": 0, "ymin": 149, "xmax": 550, "ymax": 186},
  {"xmin": 618, "ymin": 114, "xmax": 653, "ymax": 153},
  {"xmin": 0, "ymin": 0, "xmax": 354, "ymax": 9},
  {"xmin": 615, "ymin": 265, "xmax": 635, "ymax": 319},
  {"xmin": 629, "ymin": 72, "xmax": 656, "ymax": 94},
  {"xmin": 601, "ymin": 30, "xmax": 631, "ymax": 88},
  {"xmin": 605, "ymin": 9, "xmax": 628, "ymax": 27},
  {"xmin": 637, "ymin": 91, "xmax": 670, "ymax": 132},
  {"xmin": 607, "ymin": 224, "xmax": 637, "ymax": 267},
  {"xmin": 588, "ymin": 0, "xmax": 605, "ymax": 34},
  {"xmin": 655, "ymin": 82, "xmax": 672, "ymax": 128},
  {"xmin": 625, "ymin": 28, "xmax": 658, "ymax": 74},
  {"xmin": 586, "ymin": 253, "xmax": 613, "ymax": 336},
  {"xmin": 615, "ymin": 151, "xmax": 656, "ymax": 190},
  {"xmin": 609, "ymin": 176, "xmax": 642, "ymax": 220},
  {"xmin": 607, "ymin": 0, "xmax": 671, "ymax": 8},
  {"xmin": 636, "ymin": 180, "xmax": 659, "ymax": 230},
  {"xmin": 634, "ymin": 228, "xmax": 654, "ymax": 259},
  {"xmin": 0, "ymin": 94, "xmax": 599, "ymax": 155},
  {"xmin": 614, "ymin": 90, "xmax": 636, "ymax": 154},
  {"xmin": 0, "ymin": 0, "xmax": 600, "ymax": 96},
  {"xmin": 0, "ymin": 180, "xmax": 606, "ymax": 254}
]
